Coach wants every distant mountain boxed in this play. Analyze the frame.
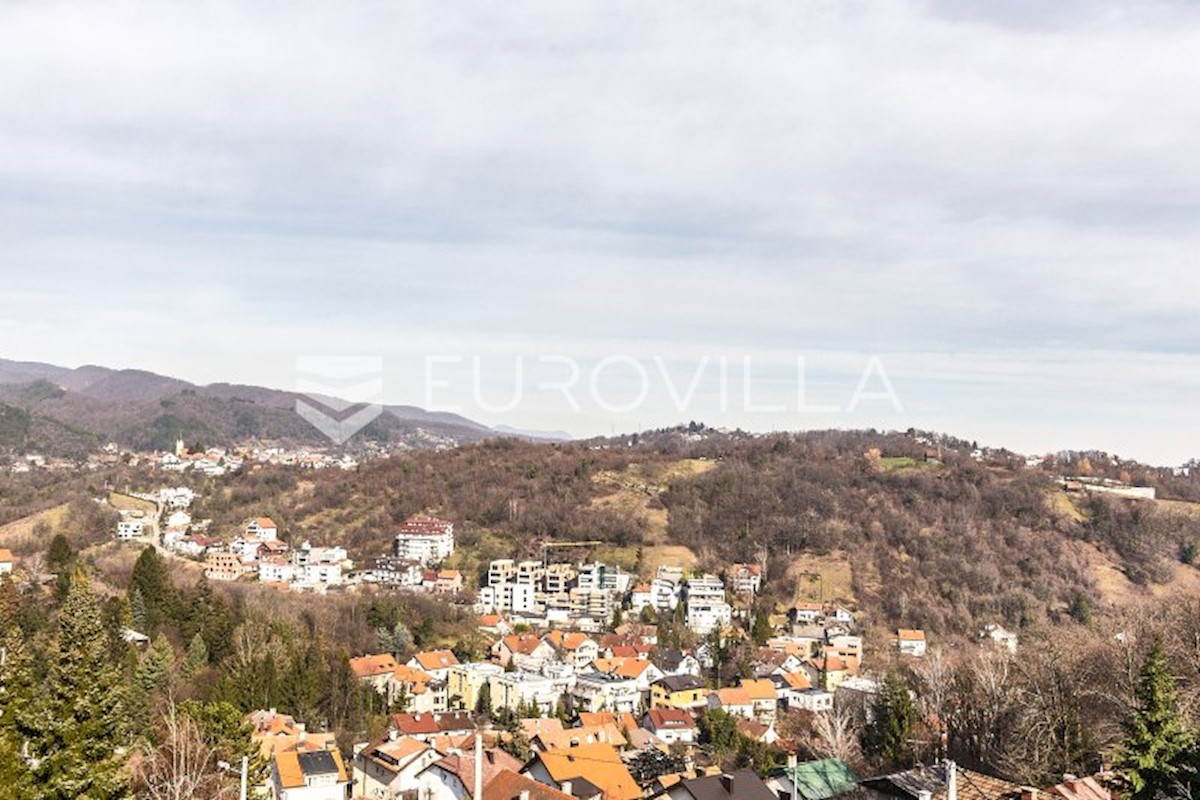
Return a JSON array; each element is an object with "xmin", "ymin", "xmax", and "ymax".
[
  {"xmin": 491, "ymin": 425, "xmax": 573, "ymax": 442},
  {"xmin": 0, "ymin": 357, "xmax": 495, "ymax": 455}
]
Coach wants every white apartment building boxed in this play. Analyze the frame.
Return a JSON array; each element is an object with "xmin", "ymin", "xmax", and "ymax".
[
  {"xmin": 479, "ymin": 582, "xmax": 538, "ymax": 615},
  {"xmin": 116, "ymin": 518, "xmax": 146, "ymax": 542},
  {"xmin": 686, "ymin": 575, "xmax": 732, "ymax": 635},
  {"xmin": 394, "ymin": 516, "xmax": 455, "ymax": 566},
  {"xmin": 488, "ymin": 671, "xmax": 559, "ymax": 715},
  {"xmin": 571, "ymin": 673, "xmax": 641, "ymax": 714}
]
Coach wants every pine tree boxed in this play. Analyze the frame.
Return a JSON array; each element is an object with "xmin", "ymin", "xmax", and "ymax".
[
  {"xmin": 184, "ymin": 632, "xmax": 209, "ymax": 676},
  {"xmin": 129, "ymin": 547, "xmax": 178, "ymax": 632},
  {"xmin": 130, "ymin": 587, "xmax": 148, "ymax": 633},
  {"xmin": 865, "ymin": 672, "xmax": 917, "ymax": 769},
  {"xmin": 1117, "ymin": 640, "xmax": 1195, "ymax": 800},
  {"xmin": 0, "ymin": 628, "xmax": 35, "ymax": 799},
  {"xmin": 27, "ymin": 571, "xmax": 128, "ymax": 799}
]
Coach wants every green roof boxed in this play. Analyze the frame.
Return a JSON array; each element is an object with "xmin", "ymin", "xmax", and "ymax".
[{"xmin": 784, "ymin": 758, "xmax": 858, "ymax": 800}]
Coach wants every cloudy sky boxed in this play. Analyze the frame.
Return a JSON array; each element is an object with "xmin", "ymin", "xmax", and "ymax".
[{"xmin": 1, "ymin": 0, "xmax": 1197, "ymax": 463}]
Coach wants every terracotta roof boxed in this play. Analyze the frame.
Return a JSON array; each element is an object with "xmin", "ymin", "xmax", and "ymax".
[
  {"xmin": 740, "ymin": 678, "xmax": 777, "ymax": 701},
  {"xmin": 615, "ymin": 660, "xmax": 653, "ymax": 680},
  {"xmin": 412, "ymin": 650, "xmax": 460, "ymax": 670},
  {"xmin": 576, "ymin": 711, "xmax": 639, "ymax": 734},
  {"xmin": 273, "ymin": 747, "xmax": 347, "ymax": 789},
  {"xmin": 392, "ymin": 665, "xmax": 433, "ymax": 690},
  {"xmin": 0, "ymin": 549, "xmax": 13, "ymax": 563},
  {"xmin": 484, "ymin": 769, "xmax": 575, "ymax": 800},
  {"xmin": 359, "ymin": 736, "xmax": 431, "ymax": 773},
  {"xmin": 528, "ymin": 743, "xmax": 641, "ymax": 800},
  {"xmin": 253, "ymin": 516, "xmax": 277, "ymax": 529},
  {"xmin": 545, "ymin": 630, "xmax": 594, "ymax": 652},
  {"xmin": 646, "ymin": 709, "xmax": 697, "ymax": 730},
  {"xmin": 437, "ymin": 569, "xmax": 462, "ymax": 580},
  {"xmin": 501, "ymin": 633, "xmax": 544, "ymax": 655},
  {"xmin": 479, "ymin": 614, "xmax": 504, "ymax": 627},
  {"xmin": 713, "ymin": 688, "xmax": 752, "ymax": 707},
  {"xmin": 1046, "ymin": 776, "xmax": 1112, "ymax": 800},
  {"xmin": 897, "ymin": 629, "xmax": 926, "ymax": 641},
  {"xmin": 392, "ymin": 711, "xmax": 476, "ymax": 736},
  {"xmin": 780, "ymin": 671, "xmax": 812, "ymax": 690},
  {"xmin": 535, "ymin": 723, "xmax": 626, "ymax": 750},
  {"xmin": 350, "ymin": 653, "xmax": 399, "ymax": 678},
  {"xmin": 427, "ymin": 747, "xmax": 521, "ymax": 793}
]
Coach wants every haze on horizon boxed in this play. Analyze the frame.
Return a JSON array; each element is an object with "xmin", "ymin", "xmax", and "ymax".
[{"xmin": 1, "ymin": 0, "xmax": 1197, "ymax": 465}]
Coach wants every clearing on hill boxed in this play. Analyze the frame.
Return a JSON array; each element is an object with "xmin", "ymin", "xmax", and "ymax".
[
  {"xmin": 786, "ymin": 550, "xmax": 855, "ymax": 605},
  {"xmin": 639, "ymin": 544, "xmax": 699, "ymax": 577},
  {"xmin": 0, "ymin": 503, "xmax": 71, "ymax": 551},
  {"xmin": 590, "ymin": 458, "xmax": 716, "ymax": 544}
]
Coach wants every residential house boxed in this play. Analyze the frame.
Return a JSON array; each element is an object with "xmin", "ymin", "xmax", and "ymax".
[
  {"xmin": 488, "ymin": 671, "xmax": 559, "ymax": 716},
  {"xmin": 792, "ymin": 602, "xmax": 824, "ymax": 625},
  {"xmin": 544, "ymin": 630, "xmax": 599, "ymax": 672},
  {"xmin": 651, "ymin": 674, "xmax": 708, "ymax": 711},
  {"xmin": 707, "ymin": 687, "xmax": 754, "ymax": 720},
  {"xmin": 246, "ymin": 516, "xmax": 279, "ymax": 540},
  {"xmin": 766, "ymin": 757, "xmax": 858, "ymax": 800},
  {"xmin": 773, "ymin": 672, "xmax": 834, "ymax": 712},
  {"xmin": 685, "ymin": 575, "xmax": 732, "ymax": 635},
  {"xmin": 739, "ymin": 678, "xmax": 779, "ymax": 723},
  {"xmin": 982, "ymin": 624, "xmax": 1019, "ymax": 653},
  {"xmin": 394, "ymin": 516, "xmax": 455, "ymax": 566},
  {"xmin": 533, "ymin": 723, "xmax": 627, "ymax": 752},
  {"xmin": 666, "ymin": 770, "xmax": 777, "ymax": 800},
  {"xmin": 390, "ymin": 711, "xmax": 477, "ymax": 741},
  {"xmin": 658, "ymin": 650, "xmax": 702, "ymax": 678},
  {"xmin": 642, "ymin": 709, "xmax": 699, "ymax": 745},
  {"xmin": 860, "ymin": 762, "xmax": 1021, "ymax": 800},
  {"xmin": 247, "ymin": 708, "xmax": 338, "ymax": 760},
  {"xmin": 418, "ymin": 746, "xmax": 522, "ymax": 800},
  {"xmin": 269, "ymin": 747, "xmax": 350, "ymax": 800},
  {"xmin": 349, "ymin": 654, "xmax": 400, "ymax": 697},
  {"xmin": 728, "ymin": 563, "xmax": 763, "ymax": 595},
  {"xmin": 409, "ymin": 650, "xmax": 460, "ymax": 682},
  {"xmin": 387, "ymin": 665, "xmax": 441, "ymax": 713},
  {"xmin": 522, "ymin": 743, "xmax": 641, "ymax": 800},
  {"xmin": 493, "ymin": 633, "xmax": 554, "ymax": 670},
  {"xmin": 205, "ymin": 548, "xmax": 246, "ymax": 581},
  {"xmin": 436, "ymin": 569, "xmax": 464, "ymax": 594},
  {"xmin": 571, "ymin": 672, "xmax": 641, "ymax": 714},
  {"xmin": 447, "ymin": 663, "xmax": 504, "ymax": 711},
  {"xmin": 352, "ymin": 734, "xmax": 440, "ymax": 800},
  {"xmin": 365, "ymin": 555, "xmax": 424, "ymax": 588},
  {"xmin": 895, "ymin": 629, "xmax": 927, "ymax": 657},
  {"xmin": 0, "ymin": 549, "xmax": 13, "ymax": 575},
  {"xmin": 116, "ymin": 518, "xmax": 147, "ymax": 542},
  {"xmin": 482, "ymin": 770, "xmax": 574, "ymax": 800}
]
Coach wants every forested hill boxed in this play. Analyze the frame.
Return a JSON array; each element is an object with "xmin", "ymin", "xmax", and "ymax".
[{"xmin": 171, "ymin": 426, "xmax": 1200, "ymax": 637}]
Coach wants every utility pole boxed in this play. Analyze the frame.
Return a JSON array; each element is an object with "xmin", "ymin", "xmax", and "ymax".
[{"xmin": 239, "ymin": 755, "xmax": 248, "ymax": 800}]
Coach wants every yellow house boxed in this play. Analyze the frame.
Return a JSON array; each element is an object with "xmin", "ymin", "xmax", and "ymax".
[
  {"xmin": 446, "ymin": 662, "xmax": 503, "ymax": 710},
  {"xmin": 650, "ymin": 674, "xmax": 707, "ymax": 710}
]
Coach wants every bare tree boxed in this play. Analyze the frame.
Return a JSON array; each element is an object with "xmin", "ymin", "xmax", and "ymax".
[
  {"xmin": 132, "ymin": 700, "xmax": 236, "ymax": 800},
  {"xmin": 810, "ymin": 706, "xmax": 863, "ymax": 766}
]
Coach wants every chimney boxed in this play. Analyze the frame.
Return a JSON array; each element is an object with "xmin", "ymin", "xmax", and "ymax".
[
  {"xmin": 720, "ymin": 774, "xmax": 734, "ymax": 794},
  {"xmin": 1020, "ymin": 788, "xmax": 1039, "ymax": 800},
  {"xmin": 946, "ymin": 759, "xmax": 957, "ymax": 800},
  {"xmin": 519, "ymin": 793, "xmax": 530, "ymax": 800},
  {"xmin": 474, "ymin": 732, "xmax": 483, "ymax": 800},
  {"xmin": 788, "ymin": 753, "xmax": 799, "ymax": 800},
  {"xmin": 388, "ymin": 729, "xmax": 399, "ymax": 742},
  {"xmin": 561, "ymin": 780, "xmax": 573, "ymax": 796}
]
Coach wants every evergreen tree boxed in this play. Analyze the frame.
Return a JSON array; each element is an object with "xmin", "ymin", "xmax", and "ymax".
[
  {"xmin": 26, "ymin": 571, "xmax": 128, "ymax": 799},
  {"xmin": 128, "ymin": 547, "xmax": 178, "ymax": 632},
  {"xmin": 751, "ymin": 610, "xmax": 772, "ymax": 646},
  {"xmin": 184, "ymin": 632, "xmax": 209, "ymax": 675},
  {"xmin": 130, "ymin": 587, "xmax": 148, "ymax": 632},
  {"xmin": 865, "ymin": 672, "xmax": 917, "ymax": 769},
  {"xmin": 0, "ymin": 628, "xmax": 35, "ymax": 799},
  {"xmin": 1117, "ymin": 640, "xmax": 1195, "ymax": 800}
]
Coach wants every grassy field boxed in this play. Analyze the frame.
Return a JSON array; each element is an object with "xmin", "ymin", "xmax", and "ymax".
[
  {"xmin": 0, "ymin": 503, "xmax": 71, "ymax": 552},
  {"xmin": 107, "ymin": 491, "xmax": 156, "ymax": 515},
  {"xmin": 638, "ymin": 544, "xmax": 699, "ymax": 577},
  {"xmin": 1047, "ymin": 490, "xmax": 1087, "ymax": 523},
  {"xmin": 786, "ymin": 550, "xmax": 855, "ymax": 605}
]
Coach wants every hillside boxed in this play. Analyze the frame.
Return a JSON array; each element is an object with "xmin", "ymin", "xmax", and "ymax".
[
  {"xmin": 163, "ymin": 427, "xmax": 1200, "ymax": 637},
  {"xmin": 0, "ymin": 357, "xmax": 494, "ymax": 453}
]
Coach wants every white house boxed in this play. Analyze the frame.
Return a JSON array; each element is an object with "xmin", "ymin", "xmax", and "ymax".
[
  {"xmin": 571, "ymin": 672, "xmax": 641, "ymax": 714},
  {"xmin": 643, "ymin": 709, "xmax": 699, "ymax": 745},
  {"xmin": 116, "ymin": 518, "xmax": 147, "ymax": 542},
  {"xmin": 394, "ymin": 516, "xmax": 455, "ymax": 566},
  {"xmin": 685, "ymin": 575, "xmax": 732, "ymax": 635},
  {"xmin": 269, "ymin": 748, "xmax": 350, "ymax": 800},
  {"xmin": 488, "ymin": 671, "xmax": 559, "ymax": 716},
  {"xmin": 896, "ymin": 629, "xmax": 927, "ymax": 657},
  {"xmin": 352, "ymin": 735, "xmax": 439, "ymax": 800}
]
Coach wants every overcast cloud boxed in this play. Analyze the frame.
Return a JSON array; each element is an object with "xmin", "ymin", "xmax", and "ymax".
[{"xmin": 1, "ymin": 0, "xmax": 1197, "ymax": 463}]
